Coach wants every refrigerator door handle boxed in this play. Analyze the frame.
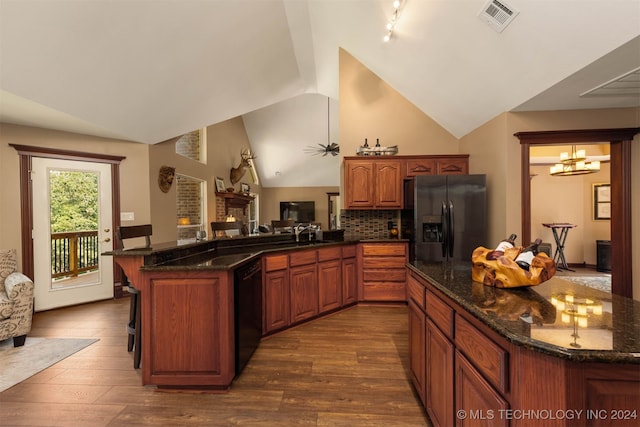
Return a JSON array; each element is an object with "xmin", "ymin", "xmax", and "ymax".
[
  {"xmin": 441, "ymin": 201, "xmax": 448, "ymax": 258},
  {"xmin": 448, "ymin": 200, "xmax": 454, "ymax": 258}
]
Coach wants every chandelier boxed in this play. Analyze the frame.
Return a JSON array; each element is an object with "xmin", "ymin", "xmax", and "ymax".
[{"xmin": 549, "ymin": 145, "xmax": 600, "ymax": 176}]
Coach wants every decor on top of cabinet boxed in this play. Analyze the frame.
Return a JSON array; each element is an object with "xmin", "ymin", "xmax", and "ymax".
[
  {"xmin": 471, "ymin": 245, "xmax": 556, "ymax": 288},
  {"xmin": 230, "ymin": 149, "xmax": 256, "ymax": 185},
  {"xmin": 158, "ymin": 165, "xmax": 175, "ymax": 193},
  {"xmin": 356, "ymin": 138, "xmax": 398, "ymax": 156}
]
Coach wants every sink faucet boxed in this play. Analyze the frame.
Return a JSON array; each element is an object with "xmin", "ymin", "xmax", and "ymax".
[{"xmin": 294, "ymin": 223, "xmax": 317, "ymax": 242}]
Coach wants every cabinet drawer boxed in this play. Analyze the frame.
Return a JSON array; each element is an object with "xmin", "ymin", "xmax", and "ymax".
[
  {"xmin": 426, "ymin": 290, "xmax": 454, "ymax": 338},
  {"xmin": 363, "ymin": 268, "xmax": 406, "ymax": 282},
  {"xmin": 361, "ymin": 243, "xmax": 407, "ymax": 257},
  {"xmin": 317, "ymin": 246, "xmax": 341, "ymax": 262},
  {"xmin": 341, "ymin": 245, "xmax": 357, "ymax": 258},
  {"xmin": 407, "ymin": 275, "xmax": 425, "ymax": 310},
  {"xmin": 289, "ymin": 249, "xmax": 317, "ymax": 267},
  {"xmin": 455, "ymin": 314, "xmax": 508, "ymax": 394},
  {"xmin": 264, "ymin": 254, "xmax": 288, "ymax": 272},
  {"xmin": 406, "ymin": 158, "xmax": 436, "ymax": 177},
  {"xmin": 362, "ymin": 256, "xmax": 406, "ymax": 269},
  {"xmin": 363, "ymin": 283, "xmax": 406, "ymax": 301}
]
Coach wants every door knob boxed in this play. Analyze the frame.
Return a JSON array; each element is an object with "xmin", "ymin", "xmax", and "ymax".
[
  {"xmin": 103, "ymin": 237, "xmax": 111, "ymax": 242},
  {"xmin": 104, "ymin": 228, "xmax": 110, "ymax": 232}
]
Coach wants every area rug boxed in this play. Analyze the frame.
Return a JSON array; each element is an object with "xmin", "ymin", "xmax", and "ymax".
[
  {"xmin": 0, "ymin": 337, "xmax": 99, "ymax": 392},
  {"xmin": 560, "ymin": 276, "xmax": 612, "ymax": 293}
]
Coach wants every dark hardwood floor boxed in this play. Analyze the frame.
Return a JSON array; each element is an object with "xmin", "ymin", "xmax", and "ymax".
[{"xmin": 0, "ymin": 298, "xmax": 431, "ymax": 426}]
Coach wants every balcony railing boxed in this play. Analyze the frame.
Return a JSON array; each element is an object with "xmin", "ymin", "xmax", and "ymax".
[{"xmin": 51, "ymin": 230, "xmax": 100, "ymax": 279}]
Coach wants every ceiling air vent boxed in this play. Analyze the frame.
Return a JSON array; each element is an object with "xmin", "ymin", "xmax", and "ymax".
[{"xmin": 478, "ymin": 0, "xmax": 519, "ymax": 33}]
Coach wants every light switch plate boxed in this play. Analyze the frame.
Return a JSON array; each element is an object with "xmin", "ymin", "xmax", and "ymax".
[{"xmin": 120, "ymin": 212, "xmax": 134, "ymax": 221}]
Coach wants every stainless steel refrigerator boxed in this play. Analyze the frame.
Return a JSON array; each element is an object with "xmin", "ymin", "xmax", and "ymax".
[{"xmin": 414, "ymin": 174, "xmax": 487, "ymax": 262}]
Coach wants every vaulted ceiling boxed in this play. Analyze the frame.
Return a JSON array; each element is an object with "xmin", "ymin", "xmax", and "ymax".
[{"xmin": 1, "ymin": 0, "xmax": 639, "ymax": 187}]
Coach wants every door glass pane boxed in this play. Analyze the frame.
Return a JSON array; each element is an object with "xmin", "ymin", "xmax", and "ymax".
[{"xmin": 49, "ymin": 170, "xmax": 100, "ymax": 289}]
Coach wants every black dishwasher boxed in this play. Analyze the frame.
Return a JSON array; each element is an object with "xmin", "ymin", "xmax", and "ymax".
[{"xmin": 233, "ymin": 258, "xmax": 262, "ymax": 376}]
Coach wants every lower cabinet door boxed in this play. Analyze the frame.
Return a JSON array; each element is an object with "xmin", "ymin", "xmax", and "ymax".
[
  {"xmin": 455, "ymin": 350, "xmax": 509, "ymax": 427},
  {"xmin": 289, "ymin": 264, "xmax": 318, "ymax": 324},
  {"xmin": 342, "ymin": 257, "xmax": 357, "ymax": 305},
  {"xmin": 408, "ymin": 300, "xmax": 426, "ymax": 405},
  {"xmin": 318, "ymin": 259, "xmax": 342, "ymax": 314},
  {"xmin": 264, "ymin": 270, "xmax": 289, "ymax": 334},
  {"xmin": 426, "ymin": 319, "xmax": 454, "ymax": 427}
]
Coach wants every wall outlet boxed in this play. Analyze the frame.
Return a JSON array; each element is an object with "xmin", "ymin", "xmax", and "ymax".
[{"xmin": 120, "ymin": 212, "xmax": 135, "ymax": 221}]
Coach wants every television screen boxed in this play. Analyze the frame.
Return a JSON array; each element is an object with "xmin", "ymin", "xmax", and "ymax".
[{"xmin": 280, "ymin": 201, "xmax": 315, "ymax": 223}]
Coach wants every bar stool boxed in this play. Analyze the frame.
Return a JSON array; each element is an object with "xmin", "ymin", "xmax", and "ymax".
[{"xmin": 116, "ymin": 224, "xmax": 152, "ymax": 369}]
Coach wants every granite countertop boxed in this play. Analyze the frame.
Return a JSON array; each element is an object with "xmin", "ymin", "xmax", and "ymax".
[
  {"xmin": 408, "ymin": 261, "xmax": 640, "ymax": 364},
  {"xmin": 103, "ymin": 233, "xmax": 407, "ymax": 271},
  {"xmin": 104, "ymin": 234, "xmax": 363, "ymax": 271}
]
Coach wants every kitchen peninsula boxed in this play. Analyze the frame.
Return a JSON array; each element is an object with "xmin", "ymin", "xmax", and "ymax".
[{"xmin": 106, "ymin": 233, "xmax": 368, "ymax": 392}]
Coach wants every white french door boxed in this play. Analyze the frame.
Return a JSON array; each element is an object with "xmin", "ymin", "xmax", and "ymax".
[{"xmin": 31, "ymin": 158, "xmax": 114, "ymax": 311}]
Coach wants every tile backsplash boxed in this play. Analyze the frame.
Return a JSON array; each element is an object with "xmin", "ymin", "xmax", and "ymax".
[{"xmin": 340, "ymin": 209, "xmax": 401, "ymax": 240}]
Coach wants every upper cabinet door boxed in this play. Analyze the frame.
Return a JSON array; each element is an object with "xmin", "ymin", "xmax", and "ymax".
[
  {"xmin": 345, "ymin": 160, "xmax": 375, "ymax": 208},
  {"xmin": 374, "ymin": 160, "xmax": 403, "ymax": 208},
  {"xmin": 437, "ymin": 157, "xmax": 468, "ymax": 175}
]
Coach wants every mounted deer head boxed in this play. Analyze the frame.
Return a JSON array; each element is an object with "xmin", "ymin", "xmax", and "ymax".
[{"xmin": 230, "ymin": 149, "xmax": 256, "ymax": 185}]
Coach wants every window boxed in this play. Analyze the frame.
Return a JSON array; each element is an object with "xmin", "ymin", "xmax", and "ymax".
[
  {"xmin": 176, "ymin": 174, "xmax": 206, "ymax": 242},
  {"xmin": 175, "ymin": 129, "xmax": 206, "ymax": 163},
  {"xmin": 248, "ymin": 194, "xmax": 259, "ymax": 234}
]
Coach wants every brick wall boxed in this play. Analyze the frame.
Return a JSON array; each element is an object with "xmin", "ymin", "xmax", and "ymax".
[
  {"xmin": 176, "ymin": 174, "xmax": 202, "ymax": 240},
  {"xmin": 175, "ymin": 130, "xmax": 201, "ymax": 161}
]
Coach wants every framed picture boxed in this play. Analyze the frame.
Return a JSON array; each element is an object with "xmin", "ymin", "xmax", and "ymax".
[
  {"xmin": 593, "ymin": 183, "xmax": 611, "ymax": 220},
  {"xmin": 215, "ymin": 177, "xmax": 226, "ymax": 193},
  {"xmin": 241, "ymin": 183, "xmax": 250, "ymax": 194}
]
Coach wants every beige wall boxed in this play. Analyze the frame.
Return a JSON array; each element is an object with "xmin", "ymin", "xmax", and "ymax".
[
  {"xmin": 260, "ymin": 186, "xmax": 340, "ymax": 231},
  {"xmin": 148, "ymin": 117, "xmax": 259, "ymax": 243},
  {"xmin": 0, "ymin": 123, "xmax": 151, "ymax": 268},
  {"xmin": 338, "ymin": 48, "xmax": 459, "ymax": 160},
  {"xmin": 530, "ymin": 162, "xmax": 611, "ymax": 266},
  {"xmin": 461, "ymin": 108, "xmax": 640, "ymax": 299}
]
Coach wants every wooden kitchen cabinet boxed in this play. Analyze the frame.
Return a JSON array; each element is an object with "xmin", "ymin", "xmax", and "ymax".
[
  {"xmin": 342, "ymin": 245, "xmax": 358, "ymax": 305},
  {"xmin": 359, "ymin": 242, "xmax": 407, "ymax": 302},
  {"xmin": 344, "ymin": 155, "xmax": 468, "ymax": 209},
  {"xmin": 318, "ymin": 247, "xmax": 342, "ymax": 314},
  {"xmin": 455, "ymin": 350, "xmax": 509, "ymax": 427},
  {"xmin": 289, "ymin": 249, "xmax": 318, "ymax": 324},
  {"xmin": 405, "ymin": 155, "xmax": 469, "ymax": 177},
  {"xmin": 263, "ymin": 254, "xmax": 289, "ymax": 334},
  {"xmin": 344, "ymin": 158, "xmax": 402, "ymax": 209},
  {"xmin": 138, "ymin": 270, "xmax": 235, "ymax": 390},
  {"xmin": 290, "ymin": 264, "xmax": 318, "ymax": 324},
  {"xmin": 427, "ymin": 318, "xmax": 455, "ymax": 427},
  {"xmin": 408, "ymin": 299, "xmax": 426, "ymax": 405}
]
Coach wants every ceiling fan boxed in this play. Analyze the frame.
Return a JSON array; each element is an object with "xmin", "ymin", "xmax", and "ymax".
[{"xmin": 304, "ymin": 97, "xmax": 340, "ymax": 157}]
